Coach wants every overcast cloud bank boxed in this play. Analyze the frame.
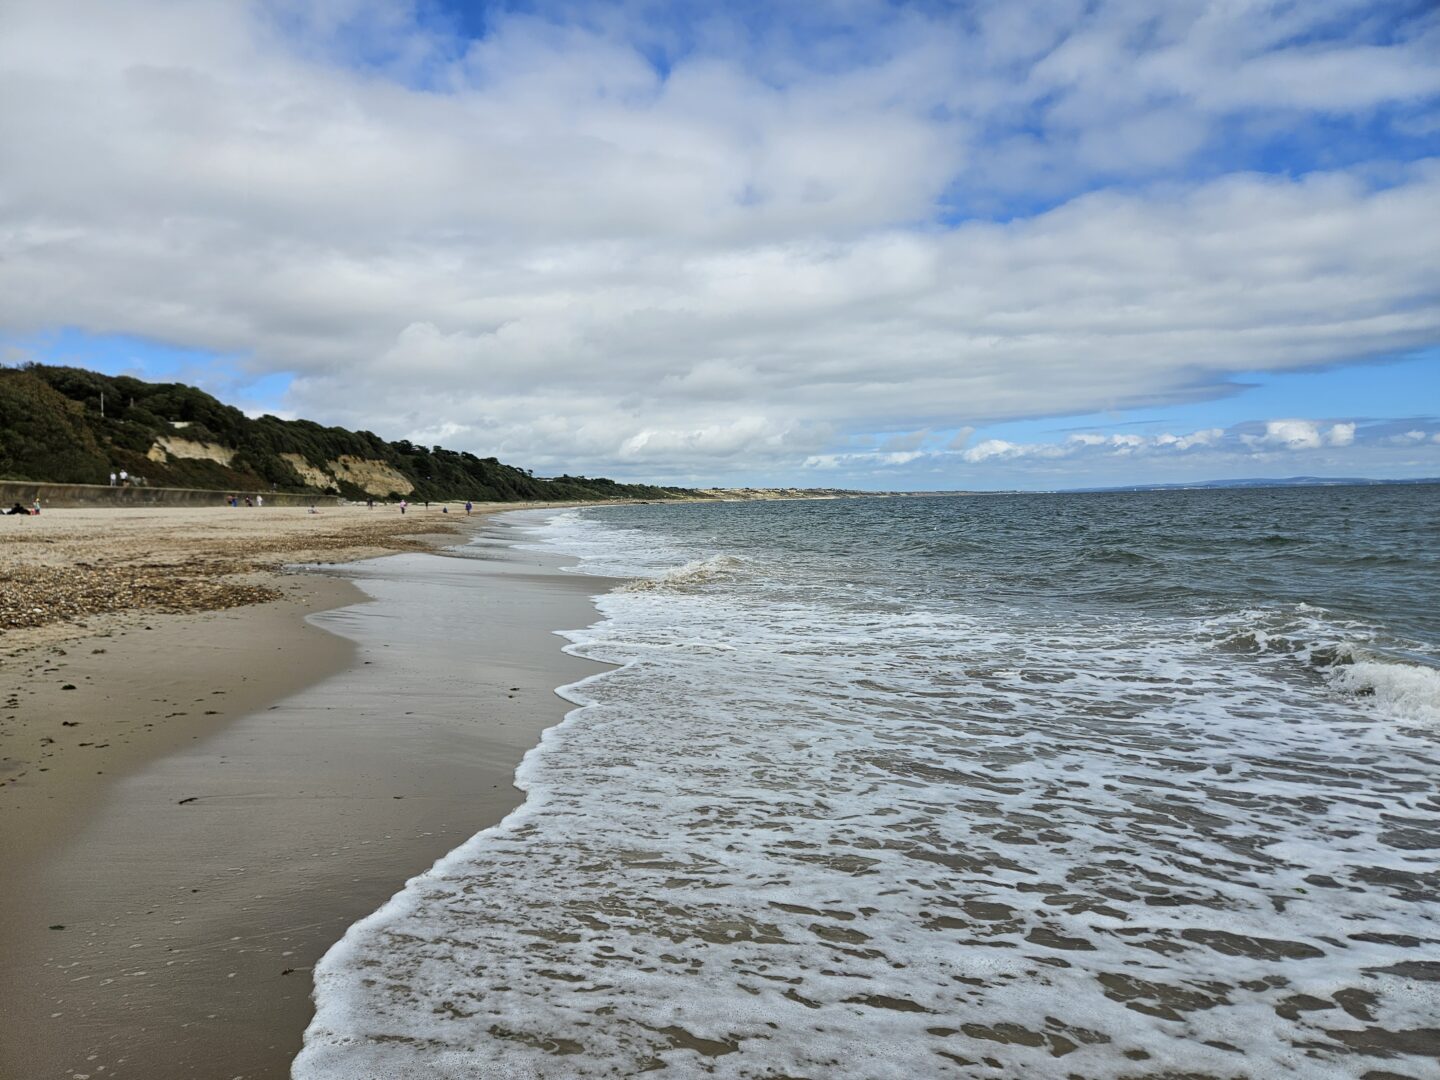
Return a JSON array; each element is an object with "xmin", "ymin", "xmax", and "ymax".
[{"xmin": 1, "ymin": 0, "xmax": 1437, "ymax": 487}]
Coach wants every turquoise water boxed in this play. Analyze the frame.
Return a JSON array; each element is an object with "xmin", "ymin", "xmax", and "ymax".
[{"xmin": 300, "ymin": 486, "xmax": 1440, "ymax": 1079}]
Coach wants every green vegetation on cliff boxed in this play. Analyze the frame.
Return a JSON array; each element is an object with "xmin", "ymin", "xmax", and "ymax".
[{"xmin": 0, "ymin": 364, "xmax": 694, "ymax": 502}]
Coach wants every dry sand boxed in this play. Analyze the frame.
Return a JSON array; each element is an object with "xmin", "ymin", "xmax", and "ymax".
[
  {"xmin": 0, "ymin": 502, "xmax": 470, "ymax": 639},
  {"xmin": 0, "ymin": 503, "xmax": 612, "ymax": 1079}
]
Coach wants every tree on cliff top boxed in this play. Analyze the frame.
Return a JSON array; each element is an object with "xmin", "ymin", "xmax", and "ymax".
[{"xmin": 0, "ymin": 368, "xmax": 110, "ymax": 483}]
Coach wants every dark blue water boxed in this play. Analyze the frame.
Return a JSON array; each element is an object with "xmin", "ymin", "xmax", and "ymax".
[{"xmin": 585, "ymin": 485, "xmax": 1439, "ymax": 654}]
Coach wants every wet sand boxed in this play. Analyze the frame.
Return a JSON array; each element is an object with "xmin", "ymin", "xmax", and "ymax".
[{"xmin": 0, "ymin": 511, "xmax": 611, "ymax": 1079}]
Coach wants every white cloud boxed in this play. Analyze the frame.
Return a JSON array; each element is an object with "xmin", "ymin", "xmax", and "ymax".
[
  {"xmin": 789, "ymin": 414, "xmax": 1429, "ymax": 488},
  {"xmin": 1388, "ymin": 429, "xmax": 1429, "ymax": 444},
  {"xmin": 801, "ymin": 448, "xmax": 925, "ymax": 471},
  {"xmin": 804, "ymin": 416, "xmax": 1416, "ymax": 484},
  {"xmin": 0, "ymin": 1, "xmax": 1436, "ymax": 482},
  {"xmin": 879, "ymin": 451, "xmax": 925, "ymax": 466},
  {"xmin": 1155, "ymin": 428, "xmax": 1224, "ymax": 450},
  {"xmin": 962, "ymin": 439, "xmax": 1024, "ymax": 463},
  {"xmin": 1243, "ymin": 419, "xmax": 1326, "ymax": 450},
  {"xmin": 1326, "ymin": 422, "xmax": 1356, "ymax": 447},
  {"xmin": 1239, "ymin": 420, "xmax": 1355, "ymax": 451},
  {"xmin": 966, "ymin": 419, "xmax": 1393, "ymax": 467}
]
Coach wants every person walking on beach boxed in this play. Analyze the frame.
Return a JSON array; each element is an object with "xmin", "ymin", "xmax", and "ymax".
[
  {"xmin": 256, "ymin": 494, "xmax": 264, "ymax": 508},
  {"xmin": 119, "ymin": 469, "xmax": 128, "ymax": 486},
  {"xmin": 465, "ymin": 500, "xmax": 473, "ymax": 515},
  {"xmin": 399, "ymin": 499, "xmax": 408, "ymax": 515},
  {"xmin": 109, "ymin": 471, "xmax": 117, "ymax": 486}
]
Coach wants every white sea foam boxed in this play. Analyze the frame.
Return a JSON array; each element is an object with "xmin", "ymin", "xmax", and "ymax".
[
  {"xmin": 1329, "ymin": 659, "xmax": 1440, "ymax": 723},
  {"xmin": 1208, "ymin": 604, "xmax": 1440, "ymax": 726},
  {"xmin": 298, "ymin": 509, "xmax": 1440, "ymax": 1079}
]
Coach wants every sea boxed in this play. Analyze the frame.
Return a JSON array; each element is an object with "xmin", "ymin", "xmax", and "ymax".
[{"xmin": 296, "ymin": 486, "xmax": 1440, "ymax": 1079}]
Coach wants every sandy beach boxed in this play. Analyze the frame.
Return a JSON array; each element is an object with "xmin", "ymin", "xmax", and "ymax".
[{"xmin": 0, "ymin": 504, "xmax": 611, "ymax": 1079}]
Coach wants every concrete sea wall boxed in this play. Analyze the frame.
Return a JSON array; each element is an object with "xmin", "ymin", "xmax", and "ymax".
[{"xmin": 0, "ymin": 481, "xmax": 344, "ymax": 510}]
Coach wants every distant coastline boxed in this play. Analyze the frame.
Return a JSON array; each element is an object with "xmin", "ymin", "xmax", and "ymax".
[
  {"xmin": 819, "ymin": 476, "xmax": 1440, "ymax": 498},
  {"xmin": 1066, "ymin": 475, "xmax": 1440, "ymax": 494}
]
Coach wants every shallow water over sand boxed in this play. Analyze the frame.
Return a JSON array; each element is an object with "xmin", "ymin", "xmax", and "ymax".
[{"xmin": 299, "ymin": 489, "xmax": 1440, "ymax": 1079}]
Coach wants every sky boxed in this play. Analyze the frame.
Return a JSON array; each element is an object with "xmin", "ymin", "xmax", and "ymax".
[{"xmin": 1, "ymin": 0, "xmax": 1438, "ymax": 491}]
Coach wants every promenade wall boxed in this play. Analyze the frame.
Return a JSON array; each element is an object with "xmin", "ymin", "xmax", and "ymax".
[{"xmin": 0, "ymin": 481, "xmax": 343, "ymax": 509}]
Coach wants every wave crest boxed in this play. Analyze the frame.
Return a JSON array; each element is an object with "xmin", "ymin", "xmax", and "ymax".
[
  {"xmin": 1209, "ymin": 606, "xmax": 1440, "ymax": 723},
  {"xmin": 1328, "ymin": 659, "xmax": 1440, "ymax": 723},
  {"xmin": 619, "ymin": 553, "xmax": 749, "ymax": 593}
]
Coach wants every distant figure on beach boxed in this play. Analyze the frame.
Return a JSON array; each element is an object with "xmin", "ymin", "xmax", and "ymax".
[
  {"xmin": 5, "ymin": 502, "xmax": 28, "ymax": 516},
  {"xmin": 442, "ymin": 506, "xmax": 448, "ymax": 513},
  {"xmin": 109, "ymin": 471, "xmax": 117, "ymax": 486},
  {"xmin": 367, "ymin": 498, "xmax": 374, "ymax": 509},
  {"xmin": 31, "ymin": 499, "xmax": 40, "ymax": 515},
  {"xmin": 399, "ymin": 500, "xmax": 408, "ymax": 515},
  {"xmin": 256, "ymin": 494, "xmax": 264, "ymax": 508},
  {"xmin": 465, "ymin": 500, "xmax": 473, "ymax": 515},
  {"xmin": 119, "ymin": 469, "xmax": 128, "ymax": 485},
  {"xmin": 308, "ymin": 502, "xmax": 318, "ymax": 514}
]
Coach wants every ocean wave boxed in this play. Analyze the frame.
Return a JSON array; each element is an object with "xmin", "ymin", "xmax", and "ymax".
[
  {"xmin": 1329, "ymin": 659, "xmax": 1440, "ymax": 723},
  {"xmin": 298, "ymin": 497, "xmax": 1440, "ymax": 1080},
  {"xmin": 1079, "ymin": 544, "xmax": 1157, "ymax": 565},
  {"xmin": 301, "ymin": 507, "xmax": 1440, "ymax": 1079},
  {"xmin": 1207, "ymin": 605, "xmax": 1440, "ymax": 723},
  {"xmin": 618, "ymin": 553, "xmax": 750, "ymax": 593}
]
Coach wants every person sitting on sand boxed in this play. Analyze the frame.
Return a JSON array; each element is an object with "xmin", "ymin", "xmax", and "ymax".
[{"xmin": 6, "ymin": 502, "xmax": 29, "ymax": 515}]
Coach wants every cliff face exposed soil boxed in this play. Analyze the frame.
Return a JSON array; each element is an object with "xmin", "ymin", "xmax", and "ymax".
[
  {"xmin": 328, "ymin": 456, "xmax": 416, "ymax": 497},
  {"xmin": 147, "ymin": 436, "xmax": 238, "ymax": 466},
  {"xmin": 280, "ymin": 454, "xmax": 415, "ymax": 497}
]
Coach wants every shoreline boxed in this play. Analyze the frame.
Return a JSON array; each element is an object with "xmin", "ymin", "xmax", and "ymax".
[{"xmin": 0, "ymin": 505, "xmax": 613, "ymax": 1079}]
